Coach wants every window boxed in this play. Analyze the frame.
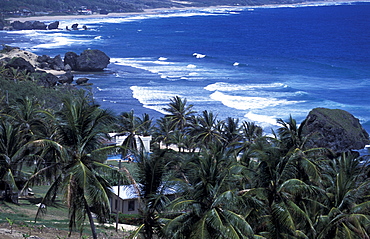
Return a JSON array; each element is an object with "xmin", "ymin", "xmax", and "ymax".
[{"xmin": 128, "ymin": 200, "xmax": 135, "ymax": 211}]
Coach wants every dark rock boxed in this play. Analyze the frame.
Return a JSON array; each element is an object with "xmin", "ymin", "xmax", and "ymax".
[
  {"xmin": 64, "ymin": 64, "xmax": 72, "ymax": 71},
  {"xmin": 64, "ymin": 52, "xmax": 78, "ymax": 70},
  {"xmin": 76, "ymin": 49, "xmax": 110, "ymax": 71},
  {"xmin": 37, "ymin": 54, "xmax": 51, "ymax": 63},
  {"xmin": 48, "ymin": 21, "xmax": 59, "ymax": 30},
  {"xmin": 1, "ymin": 45, "xmax": 19, "ymax": 53},
  {"xmin": 5, "ymin": 57, "xmax": 35, "ymax": 73},
  {"xmin": 76, "ymin": 77, "xmax": 89, "ymax": 85},
  {"xmin": 71, "ymin": 23, "xmax": 78, "ymax": 30},
  {"xmin": 31, "ymin": 71, "xmax": 58, "ymax": 87},
  {"xmin": 58, "ymin": 71, "xmax": 74, "ymax": 84},
  {"xmin": 10, "ymin": 21, "xmax": 46, "ymax": 30},
  {"xmin": 32, "ymin": 21, "xmax": 47, "ymax": 30},
  {"xmin": 51, "ymin": 55, "xmax": 64, "ymax": 70},
  {"xmin": 11, "ymin": 21, "xmax": 33, "ymax": 30},
  {"xmin": 301, "ymin": 108, "xmax": 370, "ymax": 154}
]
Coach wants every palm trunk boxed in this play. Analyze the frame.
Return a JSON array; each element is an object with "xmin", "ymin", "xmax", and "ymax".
[{"xmin": 86, "ymin": 203, "xmax": 98, "ymax": 239}]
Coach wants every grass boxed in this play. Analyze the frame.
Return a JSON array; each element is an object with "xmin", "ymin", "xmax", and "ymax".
[{"xmin": 0, "ymin": 185, "xmax": 129, "ymax": 238}]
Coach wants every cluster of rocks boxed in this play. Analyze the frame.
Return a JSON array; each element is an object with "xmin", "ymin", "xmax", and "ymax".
[
  {"xmin": 0, "ymin": 45, "xmax": 110, "ymax": 87},
  {"xmin": 8, "ymin": 20, "xmax": 60, "ymax": 30},
  {"xmin": 0, "ymin": 20, "xmax": 89, "ymax": 31}
]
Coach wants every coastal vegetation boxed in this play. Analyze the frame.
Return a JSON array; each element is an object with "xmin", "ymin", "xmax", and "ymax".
[{"xmin": 0, "ymin": 70, "xmax": 369, "ymax": 238}]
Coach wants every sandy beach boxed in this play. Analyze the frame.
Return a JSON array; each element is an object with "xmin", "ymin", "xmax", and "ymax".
[{"xmin": 5, "ymin": 0, "xmax": 369, "ymax": 23}]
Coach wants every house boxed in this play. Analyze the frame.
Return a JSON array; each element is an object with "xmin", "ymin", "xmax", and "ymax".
[
  {"xmin": 108, "ymin": 133, "xmax": 152, "ymax": 153},
  {"xmin": 110, "ymin": 184, "xmax": 179, "ymax": 215},
  {"xmin": 110, "ymin": 185, "xmax": 140, "ymax": 214}
]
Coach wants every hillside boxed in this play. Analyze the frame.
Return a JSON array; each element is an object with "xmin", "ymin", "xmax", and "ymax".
[{"xmin": 0, "ymin": 0, "xmax": 322, "ymax": 16}]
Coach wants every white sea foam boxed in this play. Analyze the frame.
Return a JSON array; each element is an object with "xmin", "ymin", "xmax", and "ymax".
[
  {"xmin": 204, "ymin": 82, "xmax": 286, "ymax": 92},
  {"xmin": 111, "ymin": 57, "xmax": 211, "ymax": 80},
  {"xmin": 130, "ymin": 86, "xmax": 178, "ymax": 114},
  {"xmin": 233, "ymin": 62, "xmax": 239, "ymax": 66},
  {"xmin": 193, "ymin": 53, "xmax": 206, "ymax": 58},
  {"xmin": 209, "ymin": 91, "xmax": 303, "ymax": 110},
  {"xmin": 244, "ymin": 112, "xmax": 279, "ymax": 126}
]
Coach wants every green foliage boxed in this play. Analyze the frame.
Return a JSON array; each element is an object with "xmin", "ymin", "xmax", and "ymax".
[{"xmin": 116, "ymin": 213, "xmax": 142, "ymax": 225}]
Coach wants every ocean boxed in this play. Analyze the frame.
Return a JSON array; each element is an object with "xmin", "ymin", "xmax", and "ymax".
[{"xmin": 2, "ymin": 1, "xmax": 370, "ymax": 133}]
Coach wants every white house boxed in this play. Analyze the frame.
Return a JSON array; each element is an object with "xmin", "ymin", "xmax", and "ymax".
[
  {"xmin": 110, "ymin": 184, "xmax": 179, "ymax": 215},
  {"xmin": 108, "ymin": 133, "xmax": 152, "ymax": 153}
]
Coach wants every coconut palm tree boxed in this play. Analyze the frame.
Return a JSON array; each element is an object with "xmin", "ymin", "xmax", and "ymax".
[
  {"xmin": 163, "ymin": 96, "xmax": 195, "ymax": 132},
  {"xmin": 26, "ymin": 94, "xmax": 117, "ymax": 239},
  {"xmin": 242, "ymin": 141, "xmax": 324, "ymax": 238},
  {"xmin": 131, "ymin": 149, "xmax": 172, "ymax": 239},
  {"xmin": 162, "ymin": 143, "xmax": 256, "ymax": 239},
  {"xmin": 188, "ymin": 110, "xmax": 225, "ymax": 148},
  {"xmin": 315, "ymin": 153, "xmax": 370, "ymax": 238},
  {"xmin": 154, "ymin": 116, "xmax": 175, "ymax": 149},
  {"xmin": 221, "ymin": 117, "xmax": 242, "ymax": 150},
  {"xmin": 0, "ymin": 121, "xmax": 29, "ymax": 203},
  {"xmin": 116, "ymin": 110, "xmax": 145, "ymax": 158}
]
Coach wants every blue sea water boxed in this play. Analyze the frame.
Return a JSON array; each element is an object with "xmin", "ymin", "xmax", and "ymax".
[{"xmin": 2, "ymin": 2, "xmax": 370, "ymax": 132}]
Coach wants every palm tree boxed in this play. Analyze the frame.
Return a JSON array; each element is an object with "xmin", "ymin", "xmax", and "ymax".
[
  {"xmin": 153, "ymin": 116, "xmax": 175, "ymax": 149},
  {"xmin": 117, "ymin": 110, "xmax": 144, "ymax": 158},
  {"xmin": 163, "ymin": 143, "xmax": 256, "ymax": 238},
  {"xmin": 132, "ymin": 150, "xmax": 172, "ymax": 239},
  {"xmin": 26, "ymin": 94, "xmax": 117, "ymax": 239},
  {"xmin": 276, "ymin": 115, "xmax": 308, "ymax": 154},
  {"xmin": 0, "ymin": 121, "xmax": 28, "ymax": 203},
  {"xmin": 188, "ymin": 110, "xmax": 225, "ymax": 148},
  {"xmin": 138, "ymin": 113, "xmax": 154, "ymax": 136},
  {"xmin": 242, "ymin": 141, "xmax": 323, "ymax": 238},
  {"xmin": 221, "ymin": 117, "xmax": 242, "ymax": 149},
  {"xmin": 315, "ymin": 153, "xmax": 370, "ymax": 238},
  {"xmin": 163, "ymin": 96, "xmax": 195, "ymax": 132}
]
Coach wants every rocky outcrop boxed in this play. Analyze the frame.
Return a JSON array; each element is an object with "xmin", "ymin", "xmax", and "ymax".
[
  {"xmin": 301, "ymin": 108, "xmax": 369, "ymax": 154},
  {"xmin": 63, "ymin": 52, "xmax": 79, "ymax": 70},
  {"xmin": 5, "ymin": 57, "xmax": 35, "ymax": 73},
  {"xmin": 11, "ymin": 21, "xmax": 47, "ymax": 30},
  {"xmin": 48, "ymin": 21, "xmax": 59, "ymax": 30},
  {"xmin": 76, "ymin": 77, "xmax": 89, "ymax": 85},
  {"xmin": 71, "ymin": 23, "xmax": 79, "ymax": 30},
  {"xmin": 32, "ymin": 71, "xmax": 59, "ymax": 87},
  {"xmin": 58, "ymin": 72, "xmax": 74, "ymax": 84},
  {"xmin": 64, "ymin": 49, "xmax": 110, "ymax": 71},
  {"xmin": 1, "ymin": 45, "xmax": 110, "ymax": 87},
  {"xmin": 37, "ymin": 54, "xmax": 64, "ymax": 71}
]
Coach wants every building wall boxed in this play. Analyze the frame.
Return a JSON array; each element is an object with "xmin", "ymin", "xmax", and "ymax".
[{"xmin": 110, "ymin": 193, "xmax": 139, "ymax": 215}]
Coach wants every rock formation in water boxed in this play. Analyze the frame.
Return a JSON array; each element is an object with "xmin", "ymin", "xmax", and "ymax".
[{"xmin": 301, "ymin": 108, "xmax": 369, "ymax": 154}]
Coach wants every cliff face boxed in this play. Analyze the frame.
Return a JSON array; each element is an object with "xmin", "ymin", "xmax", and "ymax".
[{"xmin": 301, "ymin": 108, "xmax": 369, "ymax": 154}]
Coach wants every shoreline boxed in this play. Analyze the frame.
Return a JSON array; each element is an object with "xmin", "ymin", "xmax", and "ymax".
[{"xmin": 5, "ymin": 0, "xmax": 370, "ymax": 22}]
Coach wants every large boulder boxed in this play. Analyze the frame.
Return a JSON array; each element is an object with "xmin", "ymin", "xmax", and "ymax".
[
  {"xmin": 11, "ymin": 21, "xmax": 33, "ymax": 30},
  {"xmin": 32, "ymin": 21, "xmax": 47, "ymax": 30},
  {"xmin": 76, "ymin": 49, "xmax": 110, "ymax": 71},
  {"xmin": 5, "ymin": 57, "xmax": 35, "ymax": 73},
  {"xmin": 58, "ymin": 71, "xmax": 74, "ymax": 84},
  {"xmin": 11, "ymin": 21, "xmax": 46, "ymax": 30},
  {"xmin": 48, "ymin": 21, "xmax": 59, "ymax": 30},
  {"xmin": 31, "ymin": 71, "xmax": 59, "ymax": 87},
  {"xmin": 76, "ymin": 77, "xmax": 89, "ymax": 85},
  {"xmin": 50, "ymin": 55, "xmax": 64, "ymax": 70},
  {"xmin": 301, "ymin": 108, "xmax": 369, "ymax": 154},
  {"xmin": 64, "ymin": 52, "xmax": 79, "ymax": 70}
]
